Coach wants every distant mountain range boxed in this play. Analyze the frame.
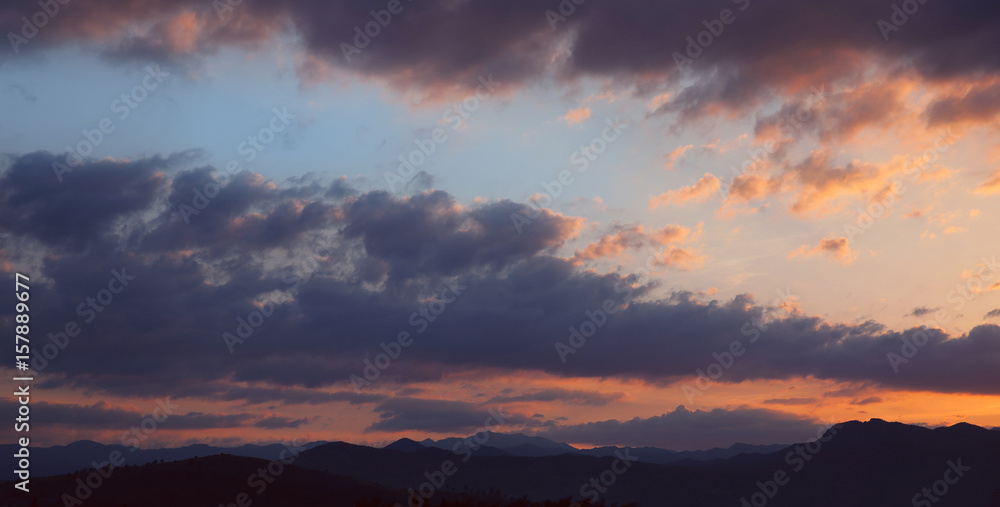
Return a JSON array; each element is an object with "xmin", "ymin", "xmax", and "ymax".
[
  {"xmin": 5, "ymin": 420, "xmax": 1000, "ymax": 506},
  {"xmin": 415, "ymin": 431, "xmax": 789, "ymax": 464},
  {"xmin": 0, "ymin": 439, "xmax": 329, "ymax": 480},
  {"xmin": 0, "ymin": 432, "xmax": 782, "ymax": 481}
]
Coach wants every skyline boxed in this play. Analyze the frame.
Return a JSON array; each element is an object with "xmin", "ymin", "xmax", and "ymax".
[{"xmin": 2, "ymin": 0, "xmax": 1000, "ymax": 453}]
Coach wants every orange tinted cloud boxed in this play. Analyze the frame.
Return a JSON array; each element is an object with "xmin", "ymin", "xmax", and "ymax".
[
  {"xmin": 788, "ymin": 237, "xmax": 857, "ymax": 266},
  {"xmin": 650, "ymin": 173, "xmax": 720, "ymax": 208},
  {"xmin": 561, "ymin": 107, "xmax": 592, "ymax": 127},
  {"xmin": 652, "ymin": 246, "xmax": 706, "ymax": 270},
  {"xmin": 715, "ymin": 172, "xmax": 786, "ymax": 218},
  {"xmin": 572, "ymin": 225, "xmax": 648, "ymax": 262},
  {"xmin": 651, "ymin": 224, "xmax": 697, "ymax": 244},
  {"xmin": 975, "ymin": 170, "xmax": 1000, "ymax": 195},
  {"xmin": 571, "ymin": 224, "xmax": 696, "ymax": 263},
  {"xmin": 917, "ymin": 167, "xmax": 955, "ymax": 184},
  {"xmin": 727, "ymin": 172, "xmax": 789, "ymax": 204},
  {"xmin": 787, "ymin": 152, "xmax": 907, "ymax": 216},
  {"xmin": 663, "ymin": 144, "xmax": 694, "ymax": 170}
]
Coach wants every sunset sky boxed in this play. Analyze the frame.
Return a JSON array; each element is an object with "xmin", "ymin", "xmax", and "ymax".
[{"xmin": 1, "ymin": 0, "xmax": 999, "ymax": 451}]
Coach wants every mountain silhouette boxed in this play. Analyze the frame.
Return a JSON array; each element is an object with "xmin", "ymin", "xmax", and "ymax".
[
  {"xmin": 0, "ymin": 439, "xmax": 328, "ymax": 481},
  {"xmin": 413, "ymin": 431, "xmax": 787, "ymax": 463},
  {"xmin": 294, "ymin": 420, "xmax": 1000, "ymax": 506},
  {"xmin": 0, "ymin": 454, "xmax": 407, "ymax": 507},
  {"xmin": 5, "ymin": 420, "xmax": 1000, "ymax": 506},
  {"xmin": 385, "ymin": 437, "xmax": 432, "ymax": 453}
]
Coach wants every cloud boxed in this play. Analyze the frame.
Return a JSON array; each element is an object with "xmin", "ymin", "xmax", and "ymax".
[
  {"xmin": 906, "ymin": 307, "xmax": 940, "ymax": 318},
  {"xmin": 340, "ymin": 190, "xmax": 584, "ymax": 282},
  {"xmin": 367, "ymin": 398, "xmax": 529, "ymax": 433},
  {"xmin": 560, "ymin": 106, "xmax": 592, "ymax": 127},
  {"xmin": 652, "ymin": 224, "xmax": 697, "ymax": 244},
  {"xmin": 788, "ymin": 237, "xmax": 857, "ymax": 266},
  {"xmin": 975, "ymin": 170, "xmax": 1000, "ymax": 195},
  {"xmin": 917, "ymin": 167, "xmax": 954, "ymax": 184},
  {"xmin": 5, "ymin": 152, "xmax": 1000, "ymax": 416},
  {"xmin": 0, "ymin": 151, "xmax": 174, "ymax": 251},
  {"xmin": 571, "ymin": 224, "xmax": 650, "ymax": 262},
  {"xmin": 405, "ymin": 171, "xmax": 437, "ymax": 192},
  {"xmin": 785, "ymin": 152, "xmax": 904, "ymax": 217},
  {"xmin": 851, "ymin": 397, "xmax": 882, "ymax": 406},
  {"xmin": 726, "ymin": 173, "xmax": 782, "ymax": 202},
  {"xmin": 0, "ymin": 0, "xmax": 998, "ymax": 133},
  {"xmin": 534, "ymin": 405, "xmax": 823, "ymax": 451},
  {"xmin": 986, "ymin": 309, "xmax": 1000, "ymax": 319},
  {"xmin": 0, "ymin": 400, "xmax": 255, "ymax": 429},
  {"xmin": 762, "ymin": 398, "xmax": 818, "ymax": 406},
  {"xmin": 217, "ymin": 386, "xmax": 386, "ymax": 406},
  {"xmin": 326, "ymin": 176, "xmax": 359, "ymax": 200},
  {"xmin": 823, "ymin": 385, "xmax": 875, "ymax": 398},
  {"xmin": 571, "ymin": 223, "xmax": 696, "ymax": 263},
  {"xmin": 925, "ymin": 80, "xmax": 1000, "ymax": 127},
  {"xmin": 651, "ymin": 246, "xmax": 706, "ymax": 270},
  {"xmin": 663, "ymin": 144, "xmax": 694, "ymax": 170},
  {"xmin": 649, "ymin": 173, "xmax": 720, "ymax": 208},
  {"xmin": 253, "ymin": 415, "xmax": 311, "ymax": 429},
  {"xmin": 486, "ymin": 388, "xmax": 626, "ymax": 407}
]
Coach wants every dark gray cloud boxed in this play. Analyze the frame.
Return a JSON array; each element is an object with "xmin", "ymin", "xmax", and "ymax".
[
  {"xmin": 3, "ymin": 153, "xmax": 1000, "ymax": 413},
  {"xmin": 925, "ymin": 82, "xmax": 1000, "ymax": 126},
  {"xmin": 0, "ymin": 151, "xmax": 172, "ymax": 251},
  {"xmin": 341, "ymin": 190, "xmax": 580, "ymax": 282},
  {"xmin": 141, "ymin": 165, "xmax": 335, "ymax": 254},
  {"xmin": 486, "ymin": 388, "xmax": 626, "ymax": 407},
  {"xmin": 167, "ymin": 411, "xmax": 257, "ymax": 430},
  {"xmin": 822, "ymin": 384, "xmax": 875, "ymax": 398},
  {"xmin": 218, "ymin": 386, "xmax": 386, "ymax": 406},
  {"xmin": 986, "ymin": 309, "xmax": 1000, "ymax": 319},
  {"xmin": 907, "ymin": 306, "xmax": 940, "ymax": 317},
  {"xmin": 0, "ymin": 399, "xmax": 255, "ymax": 429},
  {"xmin": 404, "ymin": 171, "xmax": 436, "ymax": 193},
  {"xmin": 2, "ymin": 0, "xmax": 998, "ymax": 124},
  {"xmin": 367, "ymin": 397, "xmax": 530, "ymax": 434},
  {"xmin": 253, "ymin": 415, "xmax": 310, "ymax": 429},
  {"xmin": 326, "ymin": 176, "xmax": 358, "ymax": 200}
]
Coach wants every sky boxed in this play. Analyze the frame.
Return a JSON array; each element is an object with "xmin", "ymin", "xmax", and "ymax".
[{"xmin": 1, "ymin": 0, "xmax": 999, "ymax": 452}]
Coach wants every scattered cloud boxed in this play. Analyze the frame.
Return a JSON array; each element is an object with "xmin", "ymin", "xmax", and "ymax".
[
  {"xmin": 663, "ymin": 144, "xmax": 694, "ymax": 170},
  {"xmin": 906, "ymin": 307, "xmax": 940, "ymax": 318},
  {"xmin": 650, "ymin": 173, "xmax": 720, "ymax": 208},
  {"xmin": 788, "ymin": 237, "xmax": 857, "ymax": 266},
  {"xmin": 975, "ymin": 170, "xmax": 1000, "ymax": 195},
  {"xmin": 560, "ymin": 106, "xmax": 592, "ymax": 127}
]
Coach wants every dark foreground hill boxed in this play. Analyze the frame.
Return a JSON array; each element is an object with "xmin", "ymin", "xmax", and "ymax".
[{"xmin": 0, "ymin": 454, "xmax": 409, "ymax": 507}]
